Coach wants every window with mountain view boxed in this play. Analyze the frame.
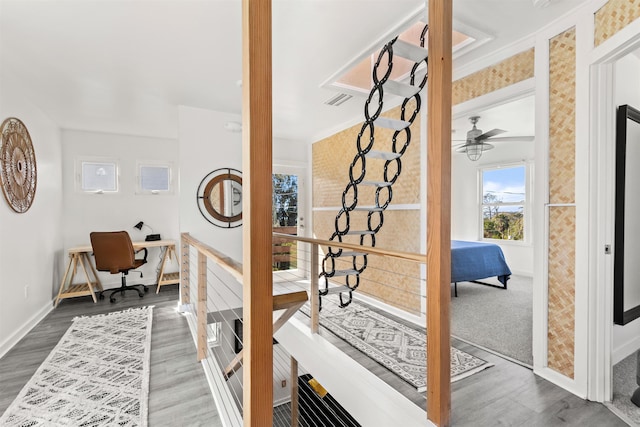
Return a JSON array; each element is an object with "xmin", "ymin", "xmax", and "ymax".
[{"xmin": 481, "ymin": 165, "xmax": 526, "ymax": 241}]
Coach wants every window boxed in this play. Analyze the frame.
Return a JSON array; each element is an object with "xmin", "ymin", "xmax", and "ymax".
[
  {"xmin": 79, "ymin": 160, "xmax": 118, "ymax": 193},
  {"xmin": 137, "ymin": 163, "xmax": 172, "ymax": 194},
  {"xmin": 481, "ymin": 164, "xmax": 526, "ymax": 241}
]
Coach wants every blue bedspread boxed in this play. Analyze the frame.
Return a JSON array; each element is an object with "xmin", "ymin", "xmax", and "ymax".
[{"xmin": 451, "ymin": 240, "xmax": 512, "ymax": 286}]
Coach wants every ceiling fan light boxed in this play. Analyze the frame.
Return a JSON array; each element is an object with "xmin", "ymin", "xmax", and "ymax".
[
  {"xmin": 466, "ymin": 144, "xmax": 483, "ymax": 161},
  {"xmin": 462, "ymin": 141, "xmax": 494, "ymax": 161}
]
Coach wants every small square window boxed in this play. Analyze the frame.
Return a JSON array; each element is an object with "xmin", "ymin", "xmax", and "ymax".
[
  {"xmin": 80, "ymin": 161, "xmax": 118, "ymax": 193},
  {"xmin": 137, "ymin": 163, "xmax": 173, "ymax": 194}
]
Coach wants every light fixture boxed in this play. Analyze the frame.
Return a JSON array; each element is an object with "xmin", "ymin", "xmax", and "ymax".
[
  {"xmin": 459, "ymin": 141, "xmax": 494, "ymax": 161},
  {"xmin": 133, "ymin": 221, "xmax": 161, "ymax": 241}
]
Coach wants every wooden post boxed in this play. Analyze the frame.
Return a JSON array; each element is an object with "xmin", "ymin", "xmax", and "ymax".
[
  {"xmin": 310, "ymin": 243, "xmax": 319, "ymax": 333},
  {"xmin": 181, "ymin": 233, "xmax": 191, "ymax": 305},
  {"xmin": 426, "ymin": 0, "xmax": 452, "ymax": 425},
  {"xmin": 197, "ymin": 251, "xmax": 208, "ymax": 361},
  {"xmin": 242, "ymin": 0, "xmax": 273, "ymax": 425},
  {"xmin": 291, "ymin": 357, "xmax": 299, "ymax": 427}
]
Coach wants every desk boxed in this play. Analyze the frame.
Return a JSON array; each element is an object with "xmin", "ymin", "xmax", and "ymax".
[{"xmin": 54, "ymin": 239, "xmax": 179, "ymax": 307}]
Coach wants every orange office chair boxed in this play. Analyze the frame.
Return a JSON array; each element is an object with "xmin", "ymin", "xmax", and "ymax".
[{"xmin": 90, "ymin": 231, "xmax": 149, "ymax": 303}]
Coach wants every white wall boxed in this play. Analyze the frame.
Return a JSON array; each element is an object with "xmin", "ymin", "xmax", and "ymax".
[
  {"xmin": 0, "ymin": 69, "xmax": 64, "ymax": 357},
  {"xmin": 178, "ymin": 105, "xmax": 309, "ymax": 263},
  {"xmin": 178, "ymin": 106, "xmax": 243, "ymax": 261},
  {"xmin": 61, "ymin": 129, "xmax": 180, "ymax": 289},
  {"xmin": 612, "ymin": 53, "xmax": 640, "ymax": 363},
  {"xmin": 451, "ymin": 139, "xmax": 535, "ymax": 276}
]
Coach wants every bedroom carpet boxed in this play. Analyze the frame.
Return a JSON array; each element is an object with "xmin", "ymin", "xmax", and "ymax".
[
  {"xmin": 608, "ymin": 352, "xmax": 640, "ymax": 426},
  {"xmin": 451, "ymin": 274, "xmax": 533, "ymax": 366}
]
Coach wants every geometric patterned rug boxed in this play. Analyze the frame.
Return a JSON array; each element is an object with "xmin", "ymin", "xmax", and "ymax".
[
  {"xmin": 303, "ymin": 296, "xmax": 492, "ymax": 392},
  {"xmin": 0, "ymin": 306, "xmax": 153, "ymax": 427}
]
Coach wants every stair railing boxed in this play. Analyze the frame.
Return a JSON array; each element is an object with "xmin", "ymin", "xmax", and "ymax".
[
  {"xmin": 180, "ymin": 232, "xmax": 308, "ymax": 427},
  {"xmin": 321, "ymin": 23, "xmax": 429, "ymax": 309},
  {"xmin": 274, "ymin": 232, "xmax": 426, "ymax": 331}
]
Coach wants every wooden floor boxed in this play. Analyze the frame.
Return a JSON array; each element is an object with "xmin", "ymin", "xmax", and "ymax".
[
  {"xmin": 0, "ymin": 285, "xmax": 627, "ymax": 426},
  {"xmin": 304, "ymin": 308, "xmax": 627, "ymax": 427},
  {"xmin": 0, "ymin": 284, "xmax": 221, "ymax": 427}
]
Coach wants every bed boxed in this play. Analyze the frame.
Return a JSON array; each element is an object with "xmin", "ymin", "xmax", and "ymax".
[{"xmin": 451, "ymin": 240, "xmax": 512, "ymax": 297}]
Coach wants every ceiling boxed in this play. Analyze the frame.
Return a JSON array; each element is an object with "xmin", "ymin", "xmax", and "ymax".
[
  {"xmin": 0, "ymin": 0, "xmax": 585, "ymax": 142},
  {"xmin": 452, "ymin": 95, "xmax": 536, "ymax": 146}
]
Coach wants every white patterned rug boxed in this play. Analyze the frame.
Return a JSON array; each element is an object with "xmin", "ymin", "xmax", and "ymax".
[
  {"xmin": 303, "ymin": 296, "xmax": 492, "ymax": 392},
  {"xmin": 0, "ymin": 306, "xmax": 154, "ymax": 427}
]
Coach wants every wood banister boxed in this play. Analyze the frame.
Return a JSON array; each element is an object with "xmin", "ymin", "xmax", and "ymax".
[{"xmin": 223, "ymin": 290, "xmax": 308, "ymax": 381}]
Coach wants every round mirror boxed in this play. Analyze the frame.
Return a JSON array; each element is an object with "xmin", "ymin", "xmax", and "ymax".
[{"xmin": 197, "ymin": 168, "xmax": 242, "ymax": 228}]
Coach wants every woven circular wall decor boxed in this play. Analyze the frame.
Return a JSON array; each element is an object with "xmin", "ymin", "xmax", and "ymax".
[{"xmin": 0, "ymin": 117, "xmax": 37, "ymax": 213}]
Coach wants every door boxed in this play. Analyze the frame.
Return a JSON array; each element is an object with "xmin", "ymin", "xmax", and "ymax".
[{"xmin": 272, "ymin": 166, "xmax": 306, "ymax": 278}]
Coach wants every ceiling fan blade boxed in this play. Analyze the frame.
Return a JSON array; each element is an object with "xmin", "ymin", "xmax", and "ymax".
[
  {"xmin": 476, "ymin": 128, "xmax": 506, "ymax": 140},
  {"xmin": 486, "ymin": 135, "xmax": 535, "ymax": 142},
  {"xmin": 454, "ymin": 141, "xmax": 494, "ymax": 152}
]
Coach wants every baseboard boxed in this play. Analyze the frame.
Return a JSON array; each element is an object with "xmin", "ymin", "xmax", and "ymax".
[
  {"xmin": 0, "ymin": 299, "xmax": 54, "ymax": 359},
  {"xmin": 613, "ymin": 335, "xmax": 640, "ymax": 365},
  {"xmin": 353, "ymin": 293, "xmax": 425, "ymax": 327},
  {"xmin": 273, "ymin": 396, "xmax": 291, "ymax": 407},
  {"xmin": 510, "ymin": 270, "xmax": 533, "ymax": 278}
]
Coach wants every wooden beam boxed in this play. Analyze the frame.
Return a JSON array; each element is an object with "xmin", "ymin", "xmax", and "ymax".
[
  {"xmin": 273, "ymin": 291, "xmax": 308, "ymax": 311},
  {"xmin": 242, "ymin": 0, "xmax": 273, "ymax": 425},
  {"xmin": 426, "ymin": 0, "xmax": 452, "ymax": 426},
  {"xmin": 224, "ymin": 294, "xmax": 307, "ymax": 380},
  {"xmin": 197, "ymin": 251, "xmax": 207, "ymax": 361},
  {"xmin": 310, "ymin": 243, "xmax": 319, "ymax": 333}
]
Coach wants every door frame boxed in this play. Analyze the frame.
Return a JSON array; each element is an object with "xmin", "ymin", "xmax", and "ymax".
[{"xmin": 588, "ymin": 20, "xmax": 640, "ymax": 402}]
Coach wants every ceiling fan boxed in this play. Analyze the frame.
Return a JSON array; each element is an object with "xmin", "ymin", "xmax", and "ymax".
[{"xmin": 453, "ymin": 116, "xmax": 534, "ymax": 161}]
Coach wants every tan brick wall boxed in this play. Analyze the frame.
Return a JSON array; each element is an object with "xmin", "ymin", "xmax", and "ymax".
[
  {"xmin": 452, "ymin": 48, "xmax": 535, "ymax": 105},
  {"xmin": 549, "ymin": 29, "xmax": 576, "ymax": 205},
  {"xmin": 547, "ymin": 206, "xmax": 576, "ymax": 378},
  {"xmin": 313, "ymin": 209, "xmax": 422, "ymax": 314},
  {"xmin": 312, "ymin": 102, "xmax": 421, "ymax": 209},
  {"xmin": 595, "ymin": 0, "xmax": 640, "ymax": 46},
  {"xmin": 312, "ymin": 98, "xmax": 423, "ymax": 312},
  {"xmin": 547, "ymin": 28, "xmax": 577, "ymax": 379}
]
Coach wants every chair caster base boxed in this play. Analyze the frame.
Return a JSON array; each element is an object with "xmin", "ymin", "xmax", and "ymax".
[{"xmin": 110, "ymin": 297, "xmax": 116, "ymax": 303}]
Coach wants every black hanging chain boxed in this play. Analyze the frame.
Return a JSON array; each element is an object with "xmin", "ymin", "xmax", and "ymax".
[{"xmin": 320, "ymin": 24, "xmax": 429, "ymax": 309}]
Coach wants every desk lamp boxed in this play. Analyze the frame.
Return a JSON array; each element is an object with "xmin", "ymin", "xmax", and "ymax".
[{"xmin": 133, "ymin": 221, "xmax": 161, "ymax": 241}]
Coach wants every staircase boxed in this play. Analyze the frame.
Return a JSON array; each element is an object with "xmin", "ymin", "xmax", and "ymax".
[{"xmin": 320, "ymin": 24, "xmax": 429, "ymax": 309}]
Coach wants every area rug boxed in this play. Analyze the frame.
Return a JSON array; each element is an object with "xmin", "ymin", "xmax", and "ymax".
[
  {"xmin": 0, "ymin": 306, "xmax": 154, "ymax": 427},
  {"xmin": 302, "ymin": 296, "xmax": 492, "ymax": 391}
]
